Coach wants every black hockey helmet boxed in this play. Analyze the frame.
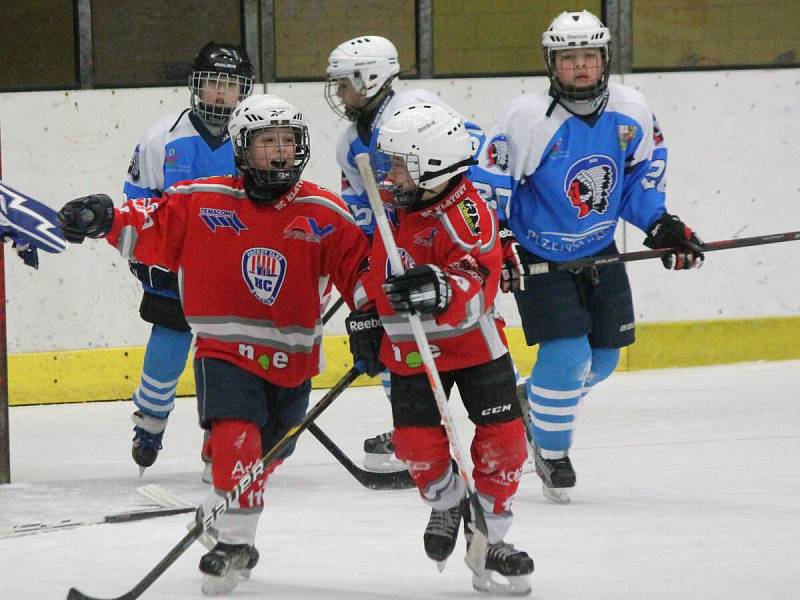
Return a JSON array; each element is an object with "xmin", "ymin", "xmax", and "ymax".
[
  {"xmin": 193, "ymin": 42, "xmax": 254, "ymax": 78},
  {"xmin": 189, "ymin": 42, "xmax": 255, "ymax": 127}
]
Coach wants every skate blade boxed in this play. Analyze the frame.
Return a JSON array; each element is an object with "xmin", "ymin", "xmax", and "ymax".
[
  {"xmin": 435, "ymin": 559, "xmax": 447, "ymax": 573},
  {"xmin": 542, "ymin": 484, "xmax": 571, "ymax": 505},
  {"xmin": 138, "ymin": 466, "xmax": 146, "ymax": 478},
  {"xmin": 363, "ymin": 453, "xmax": 407, "ymax": 473},
  {"xmin": 201, "ymin": 571, "xmax": 240, "ymax": 595},
  {"xmin": 472, "ymin": 572, "xmax": 532, "ymax": 596}
]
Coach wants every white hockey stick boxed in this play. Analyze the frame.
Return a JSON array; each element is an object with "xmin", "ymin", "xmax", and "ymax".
[
  {"xmin": 355, "ymin": 153, "xmax": 488, "ymax": 577},
  {"xmin": 0, "ymin": 505, "xmax": 193, "ymax": 539},
  {"xmin": 136, "ymin": 484, "xmax": 195, "ymax": 509}
]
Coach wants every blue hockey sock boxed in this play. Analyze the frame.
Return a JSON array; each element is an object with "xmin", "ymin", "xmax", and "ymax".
[
  {"xmin": 133, "ymin": 325, "xmax": 193, "ymax": 419},
  {"xmin": 527, "ymin": 336, "xmax": 591, "ymax": 456}
]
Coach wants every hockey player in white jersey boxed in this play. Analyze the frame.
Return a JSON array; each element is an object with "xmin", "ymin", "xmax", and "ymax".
[
  {"xmin": 484, "ymin": 11, "xmax": 704, "ymax": 503},
  {"xmin": 123, "ymin": 42, "xmax": 254, "ymax": 473},
  {"xmin": 325, "ymin": 35, "xmax": 503, "ymax": 473}
]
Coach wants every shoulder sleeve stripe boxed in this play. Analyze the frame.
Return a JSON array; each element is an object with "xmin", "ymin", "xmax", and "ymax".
[
  {"xmin": 164, "ymin": 181, "xmax": 247, "ymax": 198},
  {"xmin": 293, "ymin": 196, "xmax": 357, "ymax": 224}
]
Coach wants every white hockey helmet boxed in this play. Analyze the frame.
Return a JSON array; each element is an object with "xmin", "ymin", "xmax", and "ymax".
[
  {"xmin": 373, "ymin": 103, "xmax": 474, "ymax": 208},
  {"xmin": 227, "ymin": 94, "xmax": 310, "ymax": 202},
  {"xmin": 542, "ymin": 10, "xmax": 611, "ymax": 102},
  {"xmin": 325, "ymin": 36, "xmax": 400, "ymax": 120}
]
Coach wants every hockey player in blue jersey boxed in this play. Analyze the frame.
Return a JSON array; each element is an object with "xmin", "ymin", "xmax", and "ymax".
[
  {"xmin": 0, "ymin": 181, "xmax": 66, "ymax": 267},
  {"xmin": 123, "ymin": 41, "xmax": 254, "ymax": 472},
  {"xmin": 484, "ymin": 11, "xmax": 704, "ymax": 503},
  {"xmin": 324, "ymin": 35, "xmax": 506, "ymax": 473}
]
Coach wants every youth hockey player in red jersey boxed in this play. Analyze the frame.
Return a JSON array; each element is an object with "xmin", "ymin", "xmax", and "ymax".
[
  {"xmin": 367, "ymin": 103, "xmax": 533, "ymax": 594},
  {"xmin": 57, "ymin": 94, "xmax": 381, "ymax": 595}
]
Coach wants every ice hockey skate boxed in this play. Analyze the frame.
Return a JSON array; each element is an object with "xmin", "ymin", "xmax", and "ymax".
[
  {"xmin": 199, "ymin": 542, "xmax": 259, "ymax": 595},
  {"xmin": 424, "ymin": 497, "xmax": 468, "ymax": 571},
  {"xmin": 472, "ymin": 541, "xmax": 534, "ymax": 596},
  {"xmin": 532, "ymin": 444, "xmax": 576, "ymax": 504},
  {"xmin": 130, "ymin": 411, "xmax": 167, "ymax": 474},
  {"xmin": 363, "ymin": 430, "xmax": 406, "ymax": 472}
]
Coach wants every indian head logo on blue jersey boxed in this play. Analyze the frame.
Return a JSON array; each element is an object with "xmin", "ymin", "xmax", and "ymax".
[
  {"xmin": 563, "ymin": 155, "xmax": 617, "ymax": 219},
  {"xmin": 242, "ymin": 248, "xmax": 287, "ymax": 306},
  {"xmin": 201, "ymin": 208, "xmax": 248, "ymax": 234},
  {"xmin": 283, "ymin": 216, "xmax": 336, "ymax": 243},
  {"xmin": 385, "ymin": 248, "xmax": 416, "ymax": 278}
]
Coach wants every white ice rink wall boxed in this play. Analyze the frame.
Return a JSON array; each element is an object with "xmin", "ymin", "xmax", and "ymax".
[{"xmin": 1, "ymin": 68, "xmax": 799, "ymax": 402}]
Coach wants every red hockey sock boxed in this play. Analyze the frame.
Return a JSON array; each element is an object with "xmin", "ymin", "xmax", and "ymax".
[{"xmin": 471, "ymin": 419, "xmax": 527, "ymax": 514}]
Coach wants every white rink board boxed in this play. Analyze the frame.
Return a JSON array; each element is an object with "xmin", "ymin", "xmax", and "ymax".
[{"xmin": 1, "ymin": 68, "xmax": 799, "ymax": 352}]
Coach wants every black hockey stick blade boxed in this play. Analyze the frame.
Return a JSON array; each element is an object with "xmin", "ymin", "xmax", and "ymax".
[
  {"xmin": 66, "ymin": 367, "xmax": 362, "ymax": 600},
  {"xmin": 307, "ymin": 422, "xmax": 414, "ymax": 490}
]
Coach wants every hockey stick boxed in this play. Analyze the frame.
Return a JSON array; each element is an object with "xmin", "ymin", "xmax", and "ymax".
[
  {"xmin": 0, "ymin": 506, "xmax": 193, "ymax": 540},
  {"xmin": 67, "ymin": 366, "xmax": 362, "ymax": 600},
  {"xmin": 322, "ymin": 295, "xmax": 345, "ymax": 323},
  {"xmin": 312, "ymin": 291, "xmax": 414, "ymax": 490},
  {"xmin": 355, "ymin": 153, "xmax": 489, "ymax": 577},
  {"xmin": 519, "ymin": 230, "xmax": 800, "ymax": 277},
  {"xmin": 306, "ymin": 423, "xmax": 414, "ymax": 489}
]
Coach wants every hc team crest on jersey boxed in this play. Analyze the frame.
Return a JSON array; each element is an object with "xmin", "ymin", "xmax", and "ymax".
[
  {"xmin": 200, "ymin": 208, "xmax": 248, "ymax": 234},
  {"xmin": 458, "ymin": 199, "xmax": 481, "ymax": 235},
  {"xmin": 564, "ymin": 155, "xmax": 617, "ymax": 219},
  {"xmin": 485, "ymin": 135, "xmax": 509, "ymax": 172},
  {"xmin": 385, "ymin": 247, "xmax": 416, "ymax": 278},
  {"xmin": 283, "ymin": 216, "xmax": 336, "ymax": 243},
  {"xmin": 617, "ymin": 125, "xmax": 638, "ymax": 151},
  {"xmin": 242, "ymin": 248, "xmax": 287, "ymax": 306}
]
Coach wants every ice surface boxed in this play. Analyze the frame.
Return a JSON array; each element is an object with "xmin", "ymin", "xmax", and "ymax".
[{"xmin": 1, "ymin": 361, "xmax": 799, "ymax": 599}]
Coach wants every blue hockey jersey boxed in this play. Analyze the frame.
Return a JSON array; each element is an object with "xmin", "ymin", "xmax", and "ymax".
[
  {"xmin": 123, "ymin": 110, "xmax": 236, "ymax": 200},
  {"xmin": 123, "ymin": 109, "xmax": 237, "ymax": 296},
  {"xmin": 480, "ymin": 83, "xmax": 668, "ymax": 261},
  {"xmin": 335, "ymin": 89, "xmax": 500, "ymax": 235}
]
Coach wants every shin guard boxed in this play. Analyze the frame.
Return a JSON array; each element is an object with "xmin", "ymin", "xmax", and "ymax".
[{"xmin": 393, "ymin": 426, "xmax": 464, "ymax": 508}]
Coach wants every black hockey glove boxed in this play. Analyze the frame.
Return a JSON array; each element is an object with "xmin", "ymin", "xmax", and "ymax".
[
  {"xmin": 383, "ymin": 265, "xmax": 452, "ymax": 315},
  {"xmin": 345, "ymin": 308, "xmax": 385, "ymax": 377},
  {"xmin": 499, "ymin": 226, "xmax": 528, "ymax": 293},
  {"xmin": 643, "ymin": 212, "xmax": 705, "ymax": 270},
  {"xmin": 57, "ymin": 194, "xmax": 114, "ymax": 243}
]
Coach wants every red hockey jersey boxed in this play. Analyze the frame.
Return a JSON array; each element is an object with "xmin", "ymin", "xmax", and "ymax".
[
  {"xmin": 367, "ymin": 177, "xmax": 509, "ymax": 375},
  {"xmin": 106, "ymin": 176, "xmax": 371, "ymax": 387}
]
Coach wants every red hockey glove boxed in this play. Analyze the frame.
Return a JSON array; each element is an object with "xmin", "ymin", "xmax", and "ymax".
[
  {"xmin": 499, "ymin": 226, "xmax": 527, "ymax": 292},
  {"xmin": 644, "ymin": 212, "xmax": 705, "ymax": 270}
]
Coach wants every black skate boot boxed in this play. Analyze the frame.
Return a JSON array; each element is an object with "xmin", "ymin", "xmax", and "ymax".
[
  {"xmin": 131, "ymin": 411, "xmax": 166, "ymax": 473},
  {"xmin": 472, "ymin": 541, "xmax": 534, "ymax": 595},
  {"xmin": 424, "ymin": 497, "xmax": 468, "ymax": 570},
  {"xmin": 363, "ymin": 430, "xmax": 405, "ymax": 472},
  {"xmin": 199, "ymin": 542, "xmax": 259, "ymax": 594},
  {"xmin": 532, "ymin": 444, "xmax": 575, "ymax": 504}
]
